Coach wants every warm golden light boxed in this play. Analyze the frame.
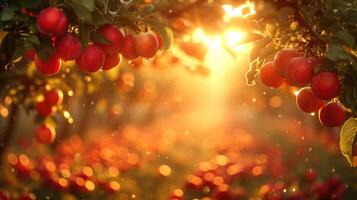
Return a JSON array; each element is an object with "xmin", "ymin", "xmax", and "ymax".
[
  {"xmin": 222, "ymin": 1, "xmax": 255, "ymax": 22},
  {"xmin": 159, "ymin": 164, "xmax": 172, "ymax": 176},
  {"xmin": 223, "ymin": 30, "xmax": 246, "ymax": 47},
  {"xmin": 192, "ymin": 28, "xmax": 246, "ymax": 50}
]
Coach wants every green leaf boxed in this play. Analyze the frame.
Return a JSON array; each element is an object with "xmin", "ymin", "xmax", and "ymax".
[
  {"xmin": 250, "ymin": 38, "xmax": 271, "ymax": 61},
  {"xmin": 341, "ymin": 8, "xmax": 357, "ymax": 24},
  {"xmin": 146, "ymin": 19, "xmax": 173, "ymax": 50},
  {"xmin": 245, "ymin": 58, "xmax": 262, "ymax": 86},
  {"xmin": 15, "ymin": 0, "xmax": 41, "ymax": 8},
  {"xmin": 325, "ymin": 43, "xmax": 351, "ymax": 61},
  {"xmin": 27, "ymin": 34, "xmax": 41, "ymax": 47},
  {"xmin": 333, "ymin": 31, "xmax": 355, "ymax": 48},
  {"xmin": 81, "ymin": 0, "xmax": 95, "ymax": 11},
  {"xmin": 66, "ymin": 0, "xmax": 93, "ymax": 23},
  {"xmin": 92, "ymin": 11, "xmax": 112, "ymax": 27},
  {"xmin": 140, "ymin": 5, "xmax": 156, "ymax": 17},
  {"xmin": 90, "ymin": 31, "xmax": 111, "ymax": 45},
  {"xmin": 0, "ymin": 5, "xmax": 16, "ymax": 21},
  {"xmin": 258, "ymin": 42, "xmax": 276, "ymax": 59},
  {"xmin": 11, "ymin": 46, "xmax": 23, "ymax": 63},
  {"xmin": 38, "ymin": 39, "xmax": 54, "ymax": 61},
  {"xmin": 340, "ymin": 117, "xmax": 357, "ymax": 167}
]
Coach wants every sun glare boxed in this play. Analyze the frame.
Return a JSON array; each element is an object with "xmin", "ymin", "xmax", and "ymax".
[
  {"xmin": 191, "ymin": 28, "xmax": 246, "ymax": 50},
  {"xmin": 222, "ymin": 1, "xmax": 256, "ymax": 22}
]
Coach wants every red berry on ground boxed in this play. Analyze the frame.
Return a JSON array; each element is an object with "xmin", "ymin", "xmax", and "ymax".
[
  {"xmin": 96, "ymin": 25, "xmax": 125, "ymax": 55},
  {"xmin": 121, "ymin": 35, "xmax": 139, "ymax": 60},
  {"xmin": 274, "ymin": 49, "xmax": 300, "ymax": 76},
  {"xmin": 18, "ymin": 193, "xmax": 36, "ymax": 200},
  {"xmin": 44, "ymin": 89, "xmax": 63, "ymax": 106},
  {"xmin": 313, "ymin": 183, "xmax": 329, "ymax": 198},
  {"xmin": 25, "ymin": 49, "xmax": 36, "ymax": 61},
  {"xmin": 327, "ymin": 176, "xmax": 343, "ymax": 190},
  {"xmin": 259, "ymin": 62, "xmax": 285, "ymax": 88},
  {"xmin": 311, "ymin": 72, "xmax": 341, "ymax": 100},
  {"xmin": 36, "ymin": 7, "xmax": 68, "ymax": 37},
  {"xmin": 35, "ymin": 101, "xmax": 53, "ymax": 117},
  {"xmin": 35, "ymin": 124, "xmax": 56, "ymax": 144},
  {"xmin": 76, "ymin": 44, "xmax": 105, "ymax": 72},
  {"xmin": 318, "ymin": 102, "xmax": 347, "ymax": 127},
  {"xmin": 285, "ymin": 57, "xmax": 313, "ymax": 86},
  {"xmin": 134, "ymin": 33, "xmax": 159, "ymax": 58},
  {"xmin": 296, "ymin": 87, "xmax": 324, "ymax": 113},
  {"xmin": 304, "ymin": 168, "xmax": 317, "ymax": 182},
  {"xmin": 55, "ymin": 33, "xmax": 82, "ymax": 61},
  {"xmin": 102, "ymin": 53, "xmax": 121, "ymax": 70},
  {"xmin": 34, "ymin": 53, "xmax": 62, "ymax": 76},
  {"xmin": 0, "ymin": 190, "xmax": 11, "ymax": 200}
]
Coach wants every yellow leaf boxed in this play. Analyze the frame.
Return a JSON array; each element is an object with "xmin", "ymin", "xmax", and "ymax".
[{"xmin": 340, "ymin": 117, "xmax": 357, "ymax": 167}]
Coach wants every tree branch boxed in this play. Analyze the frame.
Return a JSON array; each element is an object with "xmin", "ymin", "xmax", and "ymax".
[{"xmin": 0, "ymin": 104, "xmax": 18, "ymax": 166}]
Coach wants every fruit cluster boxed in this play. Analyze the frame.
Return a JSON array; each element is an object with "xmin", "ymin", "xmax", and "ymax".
[
  {"xmin": 259, "ymin": 50, "xmax": 347, "ymax": 127},
  {"xmin": 27, "ymin": 7, "xmax": 163, "ymax": 76}
]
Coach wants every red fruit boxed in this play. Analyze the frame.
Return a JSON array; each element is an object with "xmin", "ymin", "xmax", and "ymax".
[
  {"xmin": 0, "ymin": 190, "xmax": 11, "ymax": 200},
  {"xmin": 36, "ymin": 7, "xmax": 68, "ymax": 37},
  {"xmin": 44, "ymin": 89, "xmax": 63, "ymax": 106},
  {"xmin": 134, "ymin": 33, "xmax": 159, "ymax": 58},
  {"xmin": 259, "ymin": 62, "xmax": 285, "ymax": 88},
  {"xmin": 96, "ymin": 25, "xmax": 125, "ymax": 55},
  {"xmin": 55, "ymin": 33, "xmax": 82, "ymax": 61},
  {"xmin": 285, "ymin": 57, "xmax": 313, "ymax": 86},
  {"xmin": 313, "ymin": 183, "xmax": 329, "ymax": 198},
  {"xmin": 34, "ymin": 53, "xmax": 62, "ymax": 76},
  {"xmin": 287, "ymin": 192, "xmax": 304, "ymax": 200},
  {"xmin": 35, "ymin": 101, "xmax": 53, "ymax": 117},
  {"xmin": 76, "ymin": 44, "xmax": 105, "ymax": 72},
  {"xmin": 121, "ymin": 35, "xmax": 139, "ymax": 60},
  {"xmin": 296, "ymin": 87, "xmax": 324, "ymax": 113},
  {"xmin": 213, "ymin": 190, "xmax": 232, "ymax": 200},
  {"xmin": 25, "ymin": 49, "xmax": 36, "ymax": 61},
  {"xmin": 304, "ymin": 168, "xmax": 317, "ymax": 182},
  {"xmin": 35, "ymin": 124, "xmax": 56, "ymax": 144},
  {"xmin": 318, "ymin": 102, "xmax": 347, "ymax": 127},
  {"xmin": 327, "ymin": 176, "xmax": 343, "ymax": 190},
  {"xmin": 102, "ymin": 181, "xmax": 121, "ymax": 193},
  {"xmin": 102, "ymin": 54, "xmax": 121, "ymax": 70},
  {"xmin": 274, "ymin": 49, "xmax": 300, "ymax": 76},
  {"xmin": 18, "ymin": 193, "xmax": 36, "ymax": 200},
  {"xmin": 156, "ymin": 34, "xmax": 163, "ymax": 49},
  {"xmin": 311, "ymin": 72, "xmax": 341, "ymax": 100}
]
